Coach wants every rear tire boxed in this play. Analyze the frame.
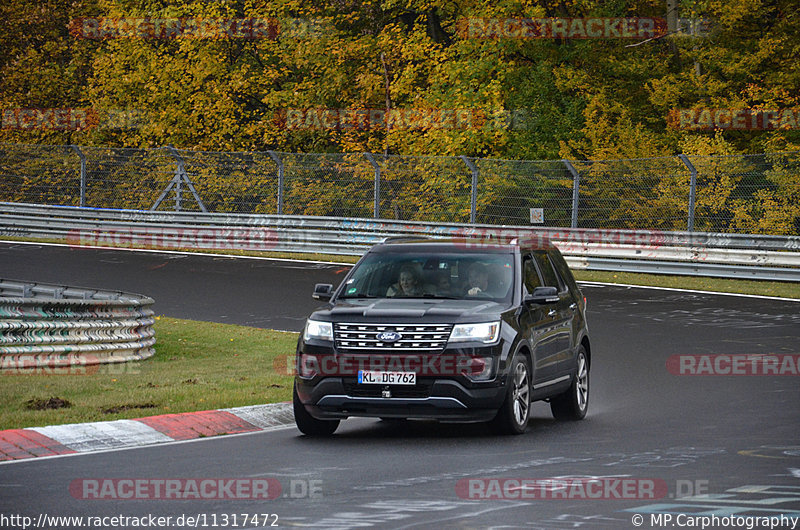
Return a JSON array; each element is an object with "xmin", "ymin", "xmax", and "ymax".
[
  {"xmin": 293, "ymin": 383, "xmax": 339, "ymax": 436},
  {"xmin": 550, "ymin": 346, "xmax": 589, "ymax": 421},
  {"xmin": 490, "ymin": 353, "xmax": 531, "ymax": 435}
]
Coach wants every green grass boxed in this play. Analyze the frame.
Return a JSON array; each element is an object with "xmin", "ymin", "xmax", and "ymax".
[{"xmin": 0, "ymin": 318, "xmax": 298, "ymax": 430}]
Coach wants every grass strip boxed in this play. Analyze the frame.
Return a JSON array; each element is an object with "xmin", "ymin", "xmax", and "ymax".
[{"xmin": 0, "ymin": 317, "xmax": 297, "ymax": 430}]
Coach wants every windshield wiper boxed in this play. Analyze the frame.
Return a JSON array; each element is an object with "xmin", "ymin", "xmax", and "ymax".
[
  {"xmin": 421, "ymin": 294, "xmax": 461, "ymax": 299},
  {"xmin": 339, "ymin": 293, "xmax": 380, "ymax": 299}
]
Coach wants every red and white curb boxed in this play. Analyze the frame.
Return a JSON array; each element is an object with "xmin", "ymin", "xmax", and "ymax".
[{"xmin": 0, "ymin": 403, "xmax": 294, "ymax": 462}]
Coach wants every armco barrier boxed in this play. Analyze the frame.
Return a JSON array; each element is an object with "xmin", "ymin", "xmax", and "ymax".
[
  {"xmin": 0, "ymin": 279, "xmax": 155, "ymax": 369},
  {"xmin": 1, "ymin": 202, "xmax": 799, "ymax": 281}
]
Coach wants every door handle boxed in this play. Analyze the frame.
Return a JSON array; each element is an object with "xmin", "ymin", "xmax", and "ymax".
[
  {"xmin": 547, "ymin": 309, "xmax": 557, "ymax": 317},
  {"xmin": 569, "ymin": 303, "xmax": 577, "ymax": 311}
]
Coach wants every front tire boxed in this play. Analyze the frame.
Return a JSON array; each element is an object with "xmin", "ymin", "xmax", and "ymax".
[
  {"xmin": 293, "ymin": 383, "xmax": 339, "ymax": 436},
  {"xmin": 490, "ymin": 353, "xmax": 531, "ymax": 435},
  {"xmin": 550, "ymin": 346, "xmax": 589, "ymax": 420}
]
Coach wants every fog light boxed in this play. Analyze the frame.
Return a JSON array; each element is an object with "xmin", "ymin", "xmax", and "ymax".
[
  {"xmin": 462, "ymin": 356, "xmax": 494, "ymax": 381},
  {"xmin": 298, "ymin": 353, "xmax": 319, "ymax": 378}
]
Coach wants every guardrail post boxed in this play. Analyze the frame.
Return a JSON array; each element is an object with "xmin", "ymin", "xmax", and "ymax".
[
  {"xmin": 678, "ymin": 154, "xmax": 697, "ymax": 231},
  {"xmin": 267, "ymin": 151, "xmax": 284, "ymax": 215},
  {"xmin": 563, "ymin": 160, "xmax": 581, "ymax": 228},
  {"xmin": 364, "ymin": 152, "xmax": 380, "ymax": 218},
  {"xmin": 461, "ymin": 156, "xmax": 478, "ymax": 224},
  {"xmin": 151, "ymin": 146, "xmax": 207, "ymax": 212},
  {"xmin": 70, "ymin": 145, "xmax": 87, "ymax": 207}
]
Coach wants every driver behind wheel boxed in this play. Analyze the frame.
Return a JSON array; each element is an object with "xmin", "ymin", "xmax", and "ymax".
[{"xmin": 466, "ymin": 262, "xmax": 490, "ymax": 296}]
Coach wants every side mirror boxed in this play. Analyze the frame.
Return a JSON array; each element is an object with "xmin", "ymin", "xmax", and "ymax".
[
  {"xmin": 524, "ymin": 286, "xmax": 559, "ymax": 305},
  {"xmin": 312, "ymin": 283, "xmax": 333, "ymax": 301}
]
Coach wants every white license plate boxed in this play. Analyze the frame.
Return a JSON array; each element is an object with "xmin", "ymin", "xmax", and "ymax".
[{"xmin": 358, "ymin": 371, "xmax": 416, "ymax": 385}]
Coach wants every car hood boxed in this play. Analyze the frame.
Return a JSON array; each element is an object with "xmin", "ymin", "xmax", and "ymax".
[{"xmin": 312, "ymin": 298, "xmax": 508, "ymax": 322}]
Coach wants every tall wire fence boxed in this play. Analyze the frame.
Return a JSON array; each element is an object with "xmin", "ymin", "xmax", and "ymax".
[{"xmin": 1, "ymin": 144, "xmax": 798, "ymax": 235}]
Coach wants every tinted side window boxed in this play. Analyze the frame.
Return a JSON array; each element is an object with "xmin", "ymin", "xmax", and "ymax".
[
  {"xmin": 534, "ymin": 252, "xmax": 565, "ymax": 292},
  {"xmin": 549, "ymin": 250, "xmax": 578, "ymax": 295},
  {"xmin": 523, "ymin": 256, "xmax": 542, "ymax": 292}
]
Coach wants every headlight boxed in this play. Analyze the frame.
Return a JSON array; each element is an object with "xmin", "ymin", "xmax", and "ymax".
[
  {"xmin": 449, "ymin": 321, "xmax": 501, "ymax": 344},
  {"xmin": 303, "ymin": 319, "xmax": 333, "ymax": 342}
]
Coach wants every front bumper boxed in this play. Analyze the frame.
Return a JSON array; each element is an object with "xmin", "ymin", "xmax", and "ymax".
[{"xmin": 295, "ymin": 376, "xmax": 506, "ymax": 422}]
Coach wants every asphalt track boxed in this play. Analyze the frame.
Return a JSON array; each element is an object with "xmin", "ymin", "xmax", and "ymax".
[{"xmin": 1, "ymin": 242, "xmax": 799, "ymax": 529}]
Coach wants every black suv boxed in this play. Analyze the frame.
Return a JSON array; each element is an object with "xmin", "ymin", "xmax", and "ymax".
[{"xmin": 293, "ymin": 237, "xmax": 591, "ymax": 435}]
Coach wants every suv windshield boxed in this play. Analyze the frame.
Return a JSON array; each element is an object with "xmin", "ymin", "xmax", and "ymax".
[{"xmin": 339, "ymin": 250, "xmax": 515, "ymax": 303}]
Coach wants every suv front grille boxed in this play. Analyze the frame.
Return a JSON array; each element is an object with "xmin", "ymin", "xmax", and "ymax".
[{"xmin": 334, "ymin": 323, "xmax": 452, "ymax": 353}]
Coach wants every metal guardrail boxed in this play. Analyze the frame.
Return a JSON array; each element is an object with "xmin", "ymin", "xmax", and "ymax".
[
  {"xmin": 0, "ymin": 279, "xmax": 155, "ymax": 369},
  {"xmin": 1, "ymin": 202, "xmax": 799, "ymax": 282}
]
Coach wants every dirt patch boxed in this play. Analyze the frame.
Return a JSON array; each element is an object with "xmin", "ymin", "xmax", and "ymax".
[
  {"xmin": 25, "ymin": 397, "xmax": 72, "ymax": 410},
  {"xmin": 101, "ymin": 403, "xmax": 158, "ymax": 414}
]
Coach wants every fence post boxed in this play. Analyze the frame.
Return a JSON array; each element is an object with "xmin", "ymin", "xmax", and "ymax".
[
  {"xmin": 151, "ymin": 146, "xmax": 207, "ymax": 212},
  {"xmin": 563, "ymin": 159, "xmax": 580, "ymax": 228},
  {"xmin": 461, "ymin": 156, "xmax": 478, "ymax": 224},
  {"xmin": 70, "ymin": 145, "xmax": 87, "ymax": 207},
  {"xmin": 364, "ymin": 153, "xmax": 380, "ymax": 218},
  {"xmin": 267, "ymin": 151, "xmax": 284, "ymax": 215},
  {"xmin": 678, "ymin": 154, "xmax": 697, "ymax": 231}
]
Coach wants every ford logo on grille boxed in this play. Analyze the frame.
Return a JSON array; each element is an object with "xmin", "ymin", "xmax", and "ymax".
[{"xmin": 376, "ymin": 331, "xmax": 402, "ymax": 342}]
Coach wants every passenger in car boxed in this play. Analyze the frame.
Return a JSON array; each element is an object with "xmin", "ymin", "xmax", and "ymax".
[{"xmin": 386, "ymin": 265, "xmax": 424, "ymax": 297}]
